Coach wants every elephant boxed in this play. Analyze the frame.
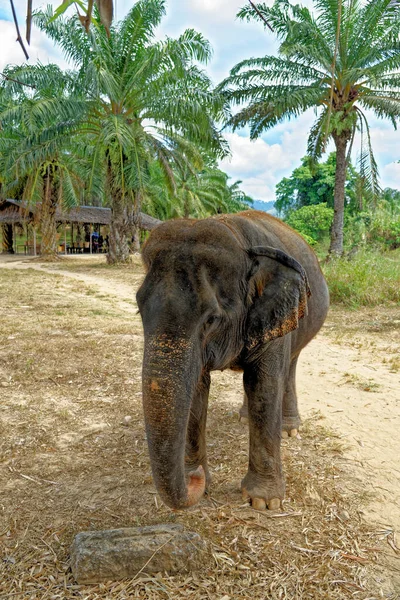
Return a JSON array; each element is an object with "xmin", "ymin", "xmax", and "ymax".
[{"xmin": 136, "ymin": 210, "xmax": 329, "ymax": 511}]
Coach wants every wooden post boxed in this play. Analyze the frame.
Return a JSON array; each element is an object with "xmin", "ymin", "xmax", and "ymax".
[
  {"xmin": 12, "ymin": 224, "xmax": 16, "ymax": 254},
  {"xmin": 90, "ymin": 223, "xmax": 93, "ymax": 254},
  {"xmin": 33, "ymin": 227, "xmax": 37, "ymax": 256},
  {"xmin": 64, "ymin": 223, "xmax": 67, "ymax": 255}
]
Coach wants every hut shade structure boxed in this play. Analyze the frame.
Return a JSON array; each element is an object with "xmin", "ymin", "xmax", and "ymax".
[
  {"xmin": 0, "ymin": 199, "xmax": 161, "ymax": 229},
  {"xmin": 0, "ymin": 199, "xmax": 162, "ymax": 254}
]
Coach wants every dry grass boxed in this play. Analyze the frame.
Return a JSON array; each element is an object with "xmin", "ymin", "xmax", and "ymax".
[
  {"xmin": 339, "ymin": 373, "xmax": 381, "ymax": 393},
  {"xmin": 0, "ymin": 265, "xmax": 398, "ymax": 599},
  {"xmin": 40, "ymin": 254, "xmax": 144, "ymax": 282}
]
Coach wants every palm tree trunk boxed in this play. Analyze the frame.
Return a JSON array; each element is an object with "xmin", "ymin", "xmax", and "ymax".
[
  {"xmin": 184, "ymin": 189, "xmax": 190, "ymax": 219},
  {"xmin": 131, "ymin": 226, "xmax": 140, "ymax": 253},
  {"xmin": 107, "ymin": 191, "xmax": 131, "ymax": 264},
  {"xmin": 130, "ymin": 190, "xmax": 141, "ymax": 253},
  {"xmin": 1, "ymin": 224, "xmax": 14, "ymax": 254},
  {"xmin": 329, "ymin": 135, "xmax": 348, "ymax": 256},
  {"xmin": 40, "ymin": 168, "xmax": 59, "ymax": 259}
]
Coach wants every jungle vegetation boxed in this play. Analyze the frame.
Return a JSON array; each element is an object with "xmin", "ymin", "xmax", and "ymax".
[
  {"xmin": 220, "ymin": 0, "xmax": 400, "ymax": 255},
  {"xmin": 275, "ymin": 153, "xmax": 400, "ymax": 251},
  {"xmin": 1, "ymin": 0, "xmax": 400, "ymax": 264},
  {"xmin": 0, "ymin": 0, "xmax": 251, "ymax": 262}
]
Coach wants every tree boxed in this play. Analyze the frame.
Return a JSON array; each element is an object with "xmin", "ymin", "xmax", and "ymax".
[
  {"xmin": 285, "ymin": 203, "xmax": 334, "ymax": 245},
  {"xmin": 224, "ymin": 177, "xmax": 254, "ymax": 213},
  {"xmin": 275, "ymin": 153, "xmax": 362, "ymax": 217},
  {"xmin": 35, "ymin": 0, "xmax": 228, "ymax": 263},
  {"xmin": 0, "ymin": 64, "xmax": 85, "ymax": 258},
  {"xmin": 381, "ymin": 187, "xmax": 400, "ymax": 211},
  {"xmin": 219, "ymin": 0, "xmax": 400, "ymax": 255},
  {"xmin": 142, "ymin": 161, "xmax": 253, "ymax": 220},
  {"xmin": 169, "ymin": 168, "xmax": 253, "ymax": 219}
]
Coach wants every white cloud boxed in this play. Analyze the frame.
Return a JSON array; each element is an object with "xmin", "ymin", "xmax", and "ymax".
[
  {"xmin": 1, "ymin": 6, "xmax": 68, "ymax": 72},
  {"xmin": 369, "ymin": 126, "xmax": 400, "ymax": 162},
  {"xmin": 219, "ymin": 131, "xmax": 299, "ymax": 201},
  {"xmin": 238, "ymin": 176, "xmax": 276, "ymax": 200},
  {"xmin": 219, "ymin": 112, "xmax": 319, "ymax": 201},
  {"xmin": 221, "ymin": 133, "xmax": 290, "ymax": 176},
  {"xmin": 190, "ymin": 0, "xmax": 247, "ymax": 24},
  {"xmin": 0, "ymin": 20, "xmax": 32, "ymax": 70},
  {"xmin": 381, "ymin": 162, "xmax": 400, "ymax": 190}
]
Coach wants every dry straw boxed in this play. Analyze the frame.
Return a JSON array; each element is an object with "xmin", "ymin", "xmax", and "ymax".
[{"xmin": 0, "ymin": 261, "xmax": 397, "ymax": 599}]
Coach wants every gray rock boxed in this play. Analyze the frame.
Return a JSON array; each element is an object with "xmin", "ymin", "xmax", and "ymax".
[{"xmin": 70, "ymin": 524, "xmax": 206, "ymax": 584}]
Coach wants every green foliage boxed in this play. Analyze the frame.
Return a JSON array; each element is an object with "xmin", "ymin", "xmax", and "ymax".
[
  {"xmin": 32, "ymin": 0, "xmax": 229, "ymax": 210},
  {"xmin": 0, "ymin": 64, "xmax": 84, "ymax": 210},
  {"xmin": 344, "ymin": 193, "xmax": 400, "ymax": 250},
  {"xmin": 221, "ymin": 0, "xmax": 400, "ymax": 252},
  {"xmin": 142, "ymin": 163, "xmax": 253, "ymax": 220},
  {"xmin": 0, "ymin": 0, "xmax": 236, "ymax": 236},
  {"xmin": 322, "ymin": 248, "xmax": 400, "ymax": 307},
  {"xmin": 224, "ymin": 0, "xmax": 400, "ymax": 181},
  {"xmin": 286, "ymin": 203, "xmax": 334, "ymax": 245},
  {"xmin": 275, "ymin": 151, "xmax": 370, "ymax": 222},
  {"xmin": 275, "ymin": 153, "xmax": 337, "ymax": 217}
]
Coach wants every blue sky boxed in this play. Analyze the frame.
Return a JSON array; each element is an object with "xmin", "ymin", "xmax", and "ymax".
[{"xmin": 1, "ymin": 0, "xmax": 399, "ymax": 200}]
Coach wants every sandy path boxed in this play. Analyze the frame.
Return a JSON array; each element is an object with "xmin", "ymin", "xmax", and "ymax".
[
  {"xmin": 298, "ymin": 338, "xmax": 400, "ymax": 533},
  {"xmin": 0, "ymin": 255, "xmax": 138, "ymax": 314},
  {"xmin": 3, "ymin": 255, "xmax": 399, "ymax": 534}
]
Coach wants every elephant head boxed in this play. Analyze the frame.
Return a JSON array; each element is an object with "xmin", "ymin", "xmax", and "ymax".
[{"xmin": 136, "ymin": 219, "xmax": 310, "ymax": 509}]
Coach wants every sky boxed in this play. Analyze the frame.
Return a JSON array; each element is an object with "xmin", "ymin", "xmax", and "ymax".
[{"xmin": 1, "ymin": 0, "xmax": 399, "ymax": 201}]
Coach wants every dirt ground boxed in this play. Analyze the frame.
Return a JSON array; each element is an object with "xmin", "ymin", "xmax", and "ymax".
[{"xmin": 0, "ymin": 254, "xmax": 399, "ymax": 599}]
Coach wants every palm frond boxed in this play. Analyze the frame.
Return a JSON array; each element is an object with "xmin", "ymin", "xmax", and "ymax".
[
  {"xmin": 356, "ymin": 107, "xmax": 380, "ymax": 200},
  {"xmin": 307, "ymin": 108, "xmax": 330, "ymax": 161}
]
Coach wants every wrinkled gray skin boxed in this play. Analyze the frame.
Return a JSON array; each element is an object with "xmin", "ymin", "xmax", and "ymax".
[{"xmin": 136, "ymin": 211, "xmax": 329, "ymax": 510}]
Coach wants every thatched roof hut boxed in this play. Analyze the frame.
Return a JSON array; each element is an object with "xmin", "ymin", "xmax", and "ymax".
[{"xmin": 0, "ymin": 199, "xmax": 161, "ymax": 230}]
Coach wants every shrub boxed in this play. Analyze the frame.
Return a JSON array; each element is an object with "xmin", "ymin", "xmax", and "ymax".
[
  {"xmin": 322, "ymin": 248, "xmax": 400, "ymax": 307},
  {"xmin": 344, "ymin": 201, "xmax": 400, "ymax": 250},
  {"xmin": 286, "ymin": 203, "xmax": 334, "ymax": 245}
]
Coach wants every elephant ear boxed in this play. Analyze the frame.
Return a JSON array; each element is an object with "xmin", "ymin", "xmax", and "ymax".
[{"xmin": 245, "ymin": 246, "xmax": 311, "ymax": 350}]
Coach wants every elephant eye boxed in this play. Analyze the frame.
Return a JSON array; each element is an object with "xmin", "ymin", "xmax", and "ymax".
[{"xmin": 206, "ymin": 314, "xmax": 220, "ymax": 327}]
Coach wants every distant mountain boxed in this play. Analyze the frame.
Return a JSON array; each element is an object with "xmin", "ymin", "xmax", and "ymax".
[{"xmin": 250, "ymin": 200, "xmax": 277, "ymax": 214}]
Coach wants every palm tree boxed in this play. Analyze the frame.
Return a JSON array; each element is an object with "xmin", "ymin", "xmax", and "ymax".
[
  {"xmin": 35, "ymin": 0, "xmax": 228, "ymax": 263},
  {"xmin": 171, "ymin": 167, "xmax": 230, "ymax": 218},
  {"xmin": 0, "ymin": 64, "xmax": 85, "ymax": 258},
  {"xmin": 142, "ymin": 159, "xmax": 253, "ymax": 220},
  {"xmin": 219, "ymin": 0, "xmax": 400, "ymax": 254},
  {"xmin": 224, "ymin": 177, "xmax": 254, "ymax": 213}
]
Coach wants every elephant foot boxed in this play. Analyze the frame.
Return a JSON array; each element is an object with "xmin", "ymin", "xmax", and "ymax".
[
  {"xmin": 242, "ymin": 489, "xmax": 281, "ymax": 510},
  {"xmin": 239, "ymin": 416, "xmax": 299, "ymax": 439},
  {"xmin": 241, "ymin": 473, "xmax": 284, "ymax": 511},
  {"xmin": 282, "ymin": 416, "xmax": 301, "ymax": 438},
  {"xmin": 281, "ymin": 428, "xmax": 299, "ymax": 439}
]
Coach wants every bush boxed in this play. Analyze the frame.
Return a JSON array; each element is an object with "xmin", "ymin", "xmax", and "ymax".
[
  {"xmin": 286, "ymin": 203, "xmax": 334, "ymax": 245},
  {"xmin": 322, "ymin": 248, "xmax": 400, "ymax": 307},
  {"xmin": 344, "ymin": 201, "xmax": 400, "ymax": 250}
]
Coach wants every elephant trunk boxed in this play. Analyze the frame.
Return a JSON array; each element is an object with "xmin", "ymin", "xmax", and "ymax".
[{"xmin": 142, "ymin": 334, "xmax": 205, "ymax": 509}]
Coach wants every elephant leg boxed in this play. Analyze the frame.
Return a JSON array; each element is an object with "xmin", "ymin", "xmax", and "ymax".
[
  {"xmin": 241, "ymin": 342, "xmax": 288, "ymax": 510},
  {"xmin": 240, "ymin": 354, "xmax": 300, "ymax": 438},
  {"xmin": 185, "ymin": 372, "xmax": 211, "ymax": 491},
  {"xmin": 282, "ymin": 354, "xmax": 301, "ymax": 438}
]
